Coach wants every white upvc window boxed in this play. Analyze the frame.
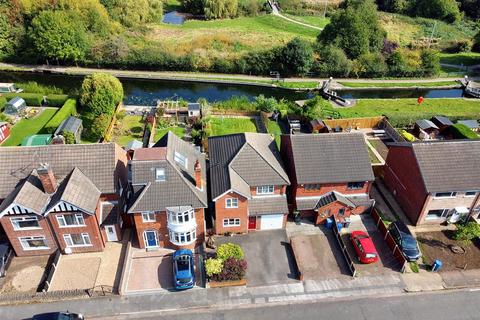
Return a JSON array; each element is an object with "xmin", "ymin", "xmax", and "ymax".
[
  {"xmin": 63, "ymin": 233, "xmax": 92, "ymax": 247},
  {"xmin": 256, "ymin": 185, "xmax": 274, "ymax": 195},
  {"xmin": 169, "ymin": 229, "xmax": 196, "ymax": 246},
  {"xmin": 142, "ymin": 212, "xmax": 156, "ymax": 223},
  {"xmin": 11, "ymin": 216, "xmax": 41, "ymax": 230},
  {"xmin": 434, "ymin": 192, "xmax": 457, "ymax": 198},
  {"xmin": 168, "ymin": 208, "xmax": 194, "ymax": 224},
  {"xmin": 174, "ymin": 151, "xmax": 188, "ymax": 169},
  {"xmin": 19, "ymin": 236, "xmax": 49, "ymax": 250},
  {"xmin": 56, "ymin": 213, "xmax": 85, "ymax": 227},
  {"xmin": 426, "ymin": 209, "xmax": 449, "ymax": 220},
  {"xmin": 225, "ymin": 198, "xmax": 238, "ymax": 208},
  {"xmin": 223, "ymin": 218, "xmax": 240, "ymax": 227},
  {"xmin": 465, "ymin": 191, "xmax": 478, "ymax": 197},
  {"xmin": 155, "ymin": 168, "xmax": 166, "ymax": 181}
]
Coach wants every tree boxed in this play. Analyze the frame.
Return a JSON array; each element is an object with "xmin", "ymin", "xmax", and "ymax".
[
  {"xmin": 101, "ymin": 0, "xmax": 163, "ymax": 27},
  {"xmin": 473, "ymin": 32, "xmax": 480, "ymax": 53},
  {"xmin": 30, "ymin": 10, "xmax": 90, "ymax": 63},
  {"xmin": 180, "ymin": 0, "xmax": 205, "ymax": 15},
  {"xmin": 454, "ymin": 222, "xmax": 480, "ymax": 243},
  {"xmin": 204, "ymin": 0, "xmax": 238, "ymax": 19},
  {"xmin": 420, "ymin": 49, "xmax": 440, "ymax": 77},
  {"xmin": 88, "ymin": 113, "xmax": 111, "ymax": 141},
  {"xmin": 313, "ymin": 45, "xmax": 353, "ymax": 77},
  {"xmin": 459, "ymin": 0, "xmax": 480, "ymax": 20},
  {"xmin": 318, "ymin": 0, "xmax": 386, "ymax": 59},
  {"xmin": 354, "ymin": 52, "xmax": 388, "ymax": 77},
  {"xmin": 80, "ymin": 73, "xmax": 124, "ymax": 117},
  {"xmin": 413, "ymin": 0, "xmax": 461, "ymax": 23},
  {"xmin": 279, "ymin": 38, "xmax": 314, "ymax": 76},
  {"xmin": 254, "ymin": 95, "xmax": 277, "ymax": 113}
]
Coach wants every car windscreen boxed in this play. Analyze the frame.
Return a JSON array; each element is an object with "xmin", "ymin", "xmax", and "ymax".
[
  {"xmin": 401, "ymin": 235, "xmax": 417, "ymax": 249},
  {"xmin": 176, "ymin": 256, "xmax": 190, "ymax": 271}
]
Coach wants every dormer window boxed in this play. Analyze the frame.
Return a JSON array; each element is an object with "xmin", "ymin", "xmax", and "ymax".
[
  {"xmin": 174, "ymin": 151, "xmax": 188, "ymax": 169},
  {"xmin": 155, "ymin": 168, "xmax": 166, "ymax": 181}
]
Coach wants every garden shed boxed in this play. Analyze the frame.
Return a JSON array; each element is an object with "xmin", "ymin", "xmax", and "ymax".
[
  {"xmin": 188, "ymin": 103, "xmax": 201, "ymax": 118},
  {"xmin": 4, "ymin": 97, "xmax": 26, "ymax": 115},
  {"xmin": 54, "ymin": 116, "xmax": 83, "ymax": 143}
]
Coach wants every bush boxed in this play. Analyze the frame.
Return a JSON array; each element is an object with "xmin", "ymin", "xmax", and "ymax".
[
  {"xmin": 214, "ymin": 96, "xmax": 256, "ymax": 112},
  {"xmin": 473, "ymin": 32, "xmax": 480, "ymax": 53},
  {"xmin": 399, "ymin": 129, "xmax": 416, "ymax": 141},
  {"xmin": 448, "ymin": 123, "xmax": 479, "ymax": 140},
  {"xmin": 454, "ymin": 222, "xmax": 480, "ymax": 243},
  {"xmin": 88, "ymin": 113, "xmax": 112, "ymax": 141},
  {"xmin": 43, "ymin": 99, "xmax": 78, "ymax": 134},
  {"xmin": 216, "ymin": 243, "xmax": 244, "ymax": 261},
  {"xmin": 278, "ymin": 37, "xmax": 314, "ymax": 76},
  {"xmin": 313, "ymin": 45, "xmax": 353, "ymax": 78},
  {"xmin": 205, "ymin": 258, "xmax": 224, "ymax": 277},
  {"xmin": 3, "ymin": 93, "xmax": 44, "ymax": 106},
  {"xmin": 46, "ymin": 94, "xmax": 69, "ymax": 107},
  {"xmin": 445, "ymin": 40, "xmax": 473, "ymax": 54},
  {"xmin": 254, "ymin": 95, "xmax": 277, "ymax": 113},
  {"xmin": 211, "ymin": 257, "xmax": 247, "ymax": 281},
  {"xmin": 63, "ymin": 131, "xmax": 76, "ymax": 144},
  {"xmin": 0, "ymin": 96, "xmax": 6, "ymax": 111}
]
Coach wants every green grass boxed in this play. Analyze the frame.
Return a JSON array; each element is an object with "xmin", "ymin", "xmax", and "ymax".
[
  {"xmin": 366, "ymin": 142, "xmax": 381, "ymax": 164},
  {"xmin": 339, "ymin": 81, "xmax": 459, "ymax": 88},
  {"xmin": 155, "ymin": 126, "xmax": 186, "ymax": 141},
  {"xmin": 113, "ymin": 115, "xmax": 144, "ymax": 147},
  {"xmin": 439, "ymin": 53, "xmax": 480, "ymax": 66},
  {"xmin": 209, "ymin": 117, "xmax": 258, "ymax": 136},
  {"xmin": 282, "ymin": 14, "xmax": 330, "ymax": 29},
  {"xmin": 337, "ymin": 98, "xmax": 480, "ymax": 127},
  {"xmin": 276, "ymin": 81, "xmax": 319, "ymax": 89},
  {"xmin": 409, "ymin": 262, "xmax": 420, "ymax": 273},
  {"xmin": 2, "ymin": 108, "xmax": 58, "ymax": 146},
  {"xmin": 267, "ymin": 119, "xmax": 284, "ymax": 148}
]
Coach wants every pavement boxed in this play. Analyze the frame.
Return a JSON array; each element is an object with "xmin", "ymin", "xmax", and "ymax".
[{"xmin": 215, "ymin": 230, "xmax": 297, "ymax": 286}]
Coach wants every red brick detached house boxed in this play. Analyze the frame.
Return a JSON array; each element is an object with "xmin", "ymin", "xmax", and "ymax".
[
  {"xmin": 208, "ymin": 133, "xmax": 290, "ymax": 234},
  {"xmin": 384, "ymin": 140, "xmax": 480, "ymax": 225},
  {"xmin": 0, "ymin": 143, "xmax": 128, "ymax": 256},
  {"xmin": 128, "ymin": 132, "xmax": 207, "ymax": 250},
  {"xmin": 281, "ymin": 133, "xmax": 375, "ymax": 225}
]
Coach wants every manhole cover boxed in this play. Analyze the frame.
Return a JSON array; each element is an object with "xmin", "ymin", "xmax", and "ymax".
[{"xmin": 450, "ymin": 245, "xmax": 466, "ymax": 254}]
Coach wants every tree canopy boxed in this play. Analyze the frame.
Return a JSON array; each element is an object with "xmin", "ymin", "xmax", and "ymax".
[
  {"xmin": 30, "ymin": 10, "xmax": 90, "ymax": 63},
  {"xmin": 204, "ymin": 0, "xmax": 238, "ymax": 19},
  {"xmin": 279, "ymin": 38, "xmax": 313, "ymax": 76},
  {"xmin": 80, "ymin": 73, "xmax": 123, "ymax": 117},
  {"xmin": 318, "ymin": 0, "xmax": 386, "ymax": 59}
]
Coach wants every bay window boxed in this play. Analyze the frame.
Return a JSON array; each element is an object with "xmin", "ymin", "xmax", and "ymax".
[
  {"xmin": 169, "ymin": 229, "xmax": 196, "ymax": 246},
  {"xmin": 168, "ymin": 208, "xmax": 195, "ymax": 224}
]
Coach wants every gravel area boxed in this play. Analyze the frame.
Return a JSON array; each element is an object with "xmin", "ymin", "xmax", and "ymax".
[{"xmin": 49, "ymin": 257, "xmax": 101, "ymax": 291}]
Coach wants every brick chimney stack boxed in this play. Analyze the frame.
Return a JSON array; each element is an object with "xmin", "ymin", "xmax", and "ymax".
[
  {"xmin": 37, "ymin": 163, "xmax": 57, "ymax": 194},
  {"xmin": 194, "ymin": 160, "xmax": 203, "ymax": 190}
]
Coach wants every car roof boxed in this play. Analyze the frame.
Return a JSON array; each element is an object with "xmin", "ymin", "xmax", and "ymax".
[
  {"xmin": 173, "ymin": 249, "xmax": 193, "ymax": 258},
  {"xmin": 352, "ymin": 231, "xmax": 377, "ymax": 253},
  {"xmin": 392, "ymin": 221, "xmax": 411, "ymax": 234}
]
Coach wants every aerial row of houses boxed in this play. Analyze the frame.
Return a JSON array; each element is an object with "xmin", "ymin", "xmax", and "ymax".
[{"xmin": 0, "ymin": 131, "xmax": 478, "ymax": 257}]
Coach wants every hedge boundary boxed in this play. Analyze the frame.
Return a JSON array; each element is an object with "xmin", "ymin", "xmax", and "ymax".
[{"xmin": 42, "ymin": 99, "xmax": 78, "ymax": 134}]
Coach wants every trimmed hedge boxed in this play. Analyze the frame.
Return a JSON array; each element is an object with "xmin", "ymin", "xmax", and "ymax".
[
  {"xmin": 449, "ymin": 123, "xmax": 479, "ymax": 140},
  {"xmin": 3, "ymin": 93, "xmax": 45, "ymax": 106},
  {"xmin": 42, "ymin": 99, "xmax": 78, "ymax": 134},
  {"xmin": 46, "ymin": 94, "xmax": 69, "ymax": 107},
  {"xmin": 0, "ymin": 95, "xmax": 6, "ymax": 112}
]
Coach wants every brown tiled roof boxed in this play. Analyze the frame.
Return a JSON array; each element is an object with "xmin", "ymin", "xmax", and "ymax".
[{"xmin": 283, "ymin": 133, "xmax": 374, "ymax": 184}]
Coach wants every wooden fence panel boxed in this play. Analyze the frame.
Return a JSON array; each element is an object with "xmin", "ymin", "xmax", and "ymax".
[{"xmin": 324, "ymin": 116, "xmax": 384, "ymax": 130}]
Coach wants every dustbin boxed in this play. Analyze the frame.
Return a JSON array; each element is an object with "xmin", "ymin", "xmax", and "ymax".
[
  {"xmin": 431, "ymin": 259, "xmax": 442, "ymax": 272},
  {"xmin": 337, "ymin": 222, "xmax": 343, "ymax": 232},
  {"xmin": 325, "ymin": 218, "xmax": 334, "ymax": 229}
]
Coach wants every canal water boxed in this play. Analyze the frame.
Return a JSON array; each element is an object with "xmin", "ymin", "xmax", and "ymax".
[{"xmin": 0, "ymin": 72, "xmax": 467, "ymax": 105}]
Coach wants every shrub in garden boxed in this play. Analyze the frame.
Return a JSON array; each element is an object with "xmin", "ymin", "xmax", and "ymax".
[
  {"xmin": 216, "ymin": 243, "xmax": 244, "ymax": 261},
  {"xmin": 42, "ymin": 99, "xmax": 78, "ymax": 133},
  {"xmin": 454, "ymin": 222, "xmax": 480, "ymax": 243},
  {"xmin": 87, "ymin": 113, "xmax": 112, "ymax": 141},
  {"xmin": 63, "ymin": 131, "xmax": 76, "ymax": 144},
  {"xmin": 447, "ymin": 123, "xmax": 479, "ymax": 140},
  {"xmin": 205, "ymin": 258, "xmax": 224, "ymax": 277},
  {"xmin": 254, "ymin": 95, "xmax": 277, "ymax": 113},
  {"xmin": 0, "ymin": 96, "xmax": 6, "ymax": 111},
  {"xmin": 80, "ymin": 73, "xmax": 123, "ymax": 117},
  {"xmin": 211, "ymin": 257, "xmax": 247, "ymax": 281}
]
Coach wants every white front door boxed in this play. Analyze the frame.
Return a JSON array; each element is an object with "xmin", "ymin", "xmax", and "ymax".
[
  {"xmin": 105, "ymin": 225, "xmax": 118, "ymax": 241},
  {"xmin": 260, "ymin": 214, "xmax": 284, "ymax": 230}
]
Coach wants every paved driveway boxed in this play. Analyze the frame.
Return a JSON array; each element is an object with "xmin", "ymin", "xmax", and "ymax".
[{"xmin": 216, "ymin": 230, "xmax": 297, "ymax": 287}]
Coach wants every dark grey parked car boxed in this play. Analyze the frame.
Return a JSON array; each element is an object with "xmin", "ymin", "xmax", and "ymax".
[
  {"xmin": 32, "ymin": 312, "xmax": 84, "ymax": 320},
  {"xmin": 388, "ymin": 221, "xmax": 421, "ymax": 261},
  {"xmin": 0, "ymin": 242, "xmax": 12, "ymax": 277}
]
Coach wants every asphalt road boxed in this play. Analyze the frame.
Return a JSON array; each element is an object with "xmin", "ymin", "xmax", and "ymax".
[{"xmin": 95, "ymin": 290, "xmax": 480, "ymax": 320}]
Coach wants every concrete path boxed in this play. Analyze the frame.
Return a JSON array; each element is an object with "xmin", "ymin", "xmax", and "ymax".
[{"xmin": 272, "ymin": 12, "xmax": 324, "ymax": 31}]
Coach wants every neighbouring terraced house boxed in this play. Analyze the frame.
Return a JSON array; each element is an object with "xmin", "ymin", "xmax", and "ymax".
[
  {"xmin": 280, "ymin": 133, "xmax": 375, "ymax": 225},
  {"xmin": 0, "ymin": 143, "xmax": 128, "ymax": 256},
  {"xmin": 208, "ymin": 133, "xmax": 290, "ymax": 234},
  {"xmin": 128, "ymin": 132, "xmax": 207, "ymax": 250},
  {"xmin": 384, "ymin": 140, "xmax": 480, "ymax": 225}
]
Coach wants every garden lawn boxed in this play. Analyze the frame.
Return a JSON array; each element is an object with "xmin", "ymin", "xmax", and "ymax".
[
  {"xmin": 155, "ymin": 126, "xmax": 185, "ymax": 142},
  {"xmin": 2, "ymin": 108, "xmax": 57, "ymax": 146},
  {"xmin": 113, "ymin": 115, "xmax": 144, "ymax": 147},
  {"xmin": 282, "ymin": 14, "xmax": 330, "ymax": 29},
  {"xmin": 337, "ymin": 98, "xmax": 480, "ymax": 127},
  {"xmin": 209, "ymin": 117, "xmax": 258, "ymax": 136},
  {"xmin": 439, "ymin": 53, "xmax": 480, "ymax": 67},
  {"xmin": 267, "ymin": 119, "xmax": 284, "ymax": 149}
]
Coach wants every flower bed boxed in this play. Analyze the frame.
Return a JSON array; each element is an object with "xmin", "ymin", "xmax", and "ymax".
[{"xmin": 205, "ymin": 243, "xmax": 247, "ymax": 287}]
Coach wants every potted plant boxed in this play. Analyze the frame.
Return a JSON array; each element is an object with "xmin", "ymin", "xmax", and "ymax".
[{"xmin": 294, "ymin": 210, "xmax": 301, "ymax": 224}]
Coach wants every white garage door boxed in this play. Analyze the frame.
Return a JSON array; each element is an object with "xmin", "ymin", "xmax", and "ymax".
[{"xmin": 260, "ymin": 214, "xmax": 284, "ymax": 230}]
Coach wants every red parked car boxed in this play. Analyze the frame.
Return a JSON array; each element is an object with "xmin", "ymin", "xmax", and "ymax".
[{"xmin": 350, "ymin": 231, "xmax": 379, "ymax": 264}]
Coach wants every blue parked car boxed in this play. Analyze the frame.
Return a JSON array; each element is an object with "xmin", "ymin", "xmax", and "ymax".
[{"xmin": 173, "ymin": 249, "xmax": 195, "ymax": 290}]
